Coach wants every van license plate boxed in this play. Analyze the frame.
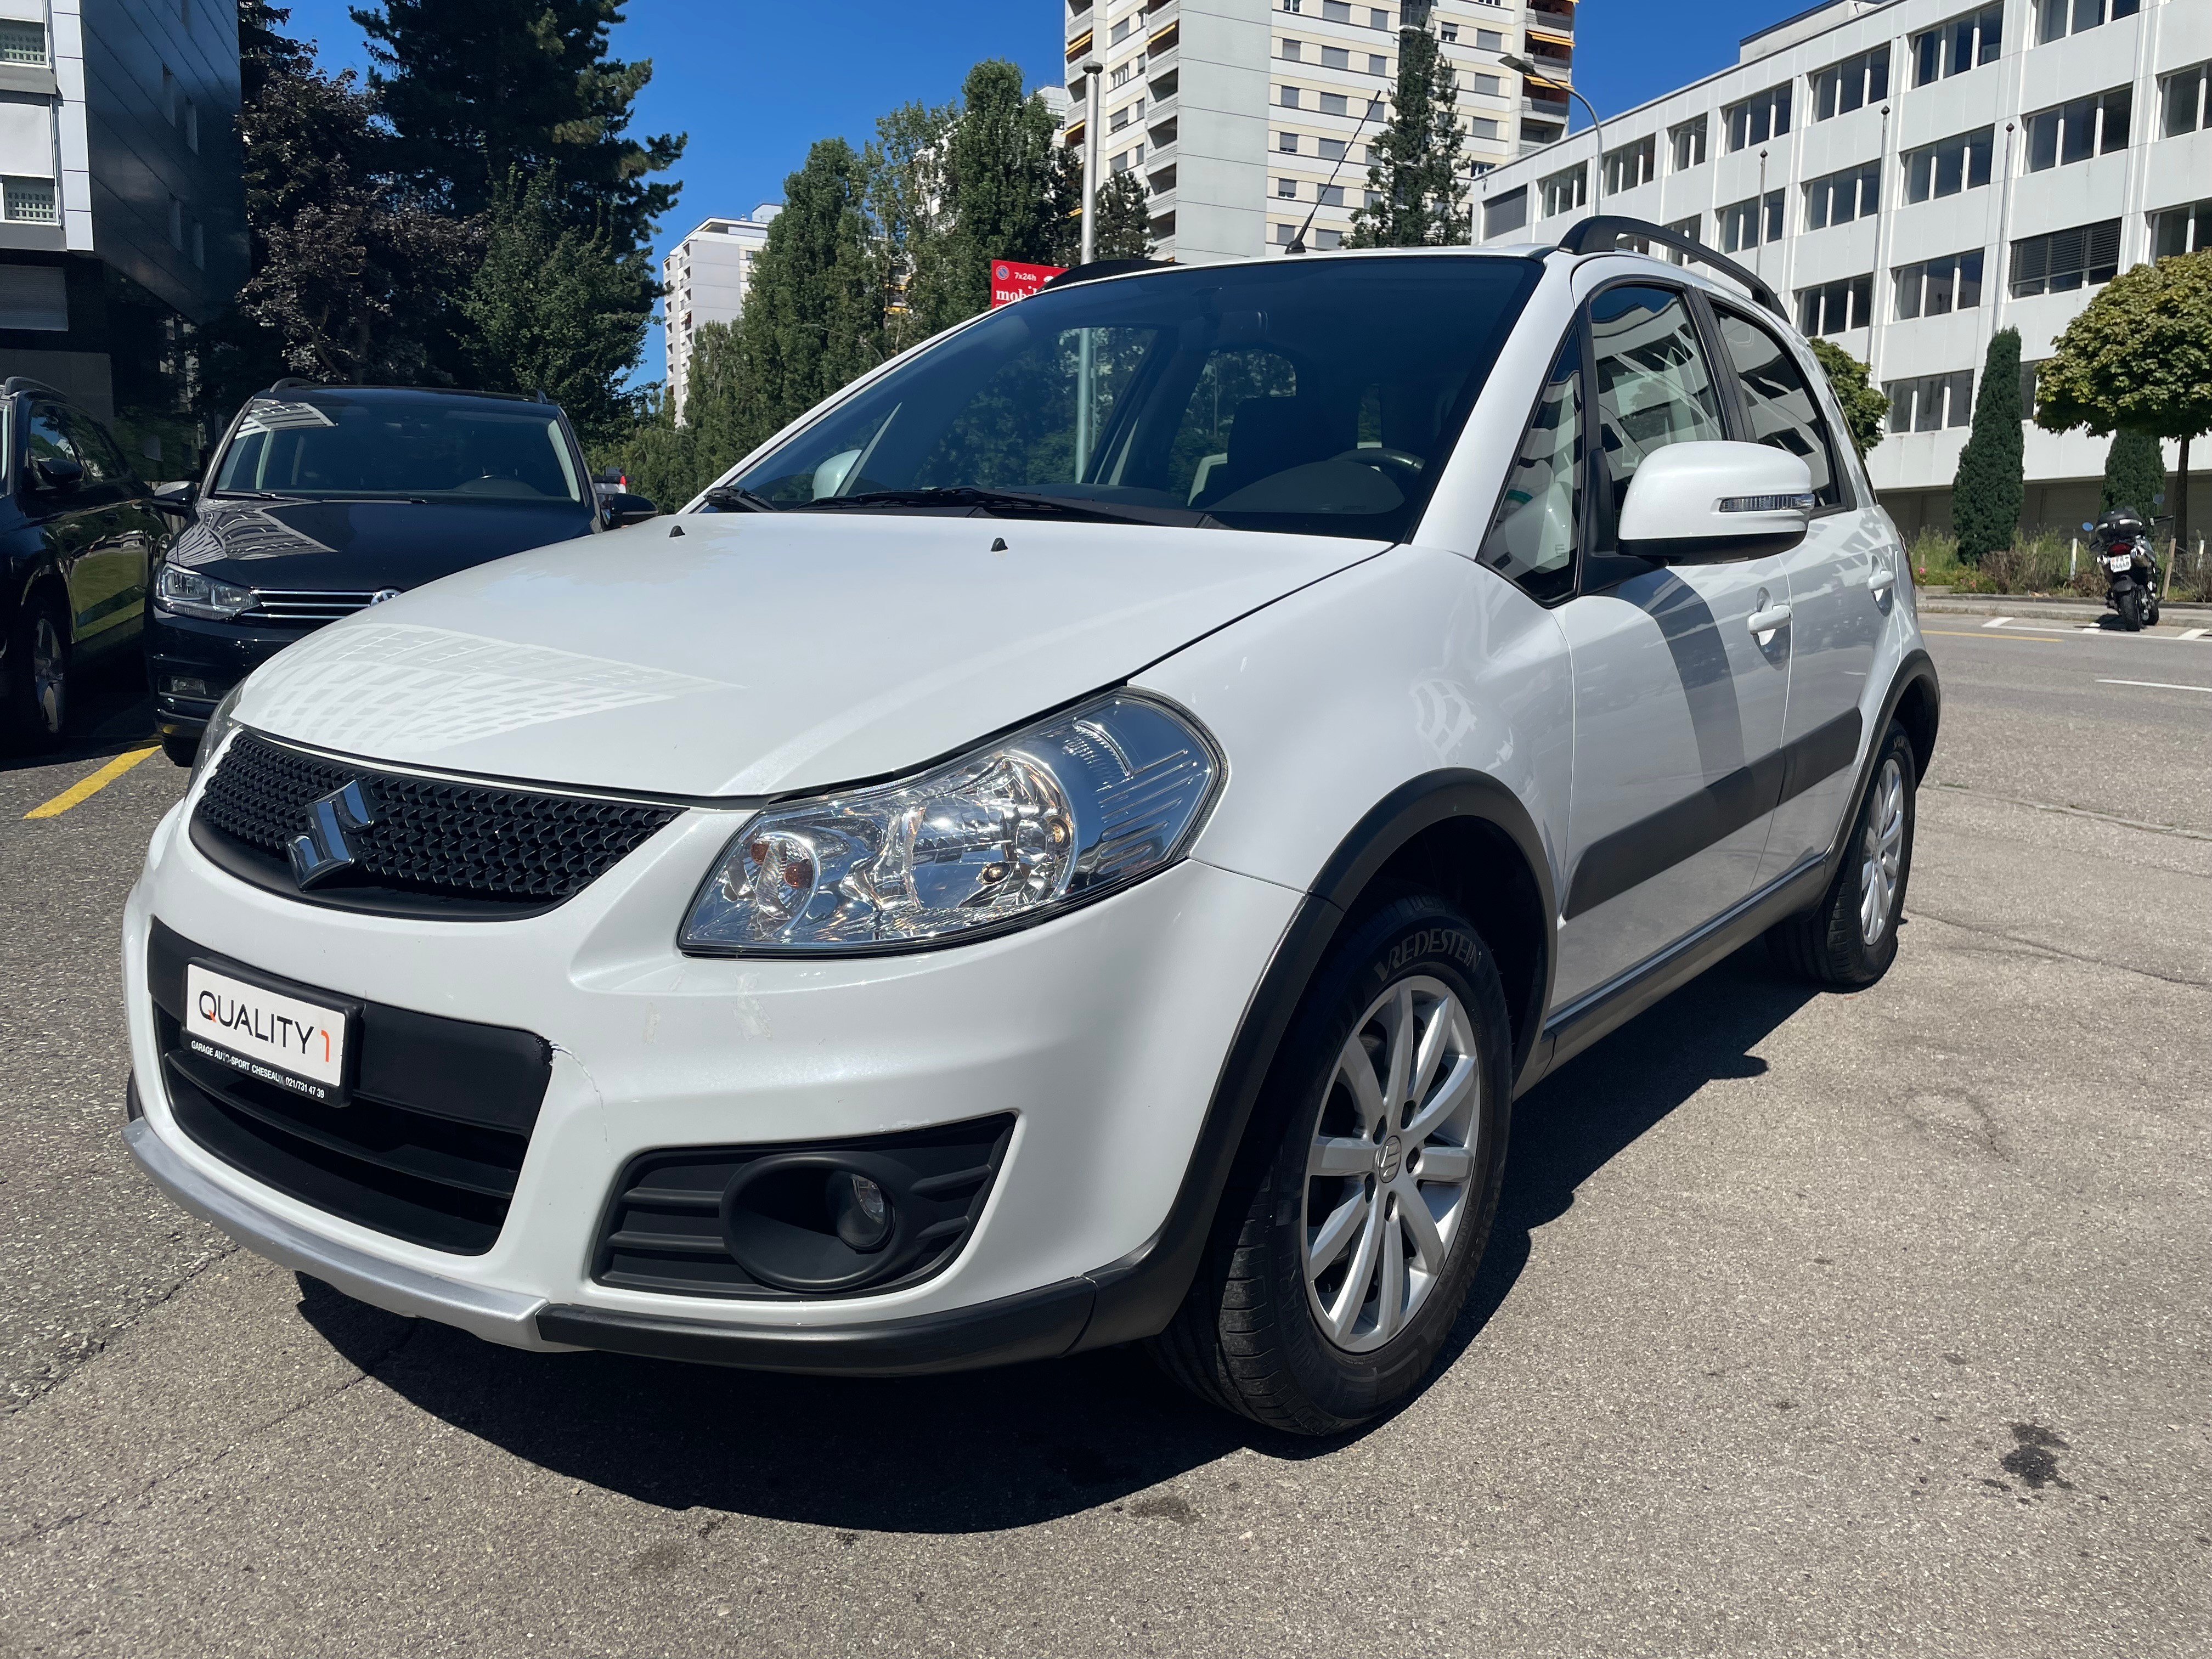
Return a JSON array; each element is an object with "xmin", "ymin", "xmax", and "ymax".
[{"xmin": 183, "ymin": 963, "xmax": 353, "ymax": 1105}]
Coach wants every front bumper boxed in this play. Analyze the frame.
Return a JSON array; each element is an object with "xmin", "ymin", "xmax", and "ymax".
[
  {"xmin": 124, "ymin": 789, "xmax": 1299, "ymax": 1369},
  {"xmin": 147, "ymin": 610, "xmax": 308, "ymax": 738}
]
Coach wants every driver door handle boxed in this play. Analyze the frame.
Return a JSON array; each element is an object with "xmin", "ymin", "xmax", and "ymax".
[
  {"xmin": 1747, "ymin": 602, "xmax": 1793, "ymax": 634},
  {"xmin": 1868, "ymin": 567, "xmax": 1895, "ymax": 596}
]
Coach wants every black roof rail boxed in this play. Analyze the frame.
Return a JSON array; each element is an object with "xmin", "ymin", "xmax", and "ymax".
[
  {"xmin": 1042, "ymin": 258, "xmax": 1169, "ymax": 290},
  {"xmin": 267, "ymin": 376, "xmax": 322, "ymax": 391},
  {"xmin": 1554, "ymin": 215, "xmax": 1788, "ymax": 322},
  {"xmin": 3, "ymin": 375, "xmax": 63, "ymax": 398}
]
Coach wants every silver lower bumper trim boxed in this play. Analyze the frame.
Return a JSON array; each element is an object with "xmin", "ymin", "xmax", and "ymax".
[{"xmin": 122, "ymin": 1116, "xmax": 554, "ymax": 1349}]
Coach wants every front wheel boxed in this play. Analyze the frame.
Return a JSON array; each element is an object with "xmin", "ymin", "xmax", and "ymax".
[
  {"xmin": 2117, "ymin": 588, "xmax": 2143, "ymax": 631},
  {"xmin": 1767, "ymin": 720, "xmax": 1918, "ymax": 987},
  {"xmin": 3, "ymin": 595, "xmax": 69, "ymax": 751},
  {"xmin": 1149, "ymin": 896, "xmax": 1514, "ymax": 1434}
]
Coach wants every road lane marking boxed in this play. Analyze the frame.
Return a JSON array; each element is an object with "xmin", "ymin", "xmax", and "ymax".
[
  {"xmin": 22, "ymin": 746, "xmax": 159, "ymax": 819},
  {"xmin": 1924, "ymin": 629, "xmax": 2056, "ymax": 641},
  {"xmin": 2096, "ymin": 678, "xmax": 2212, "ymax": 695},
  {"xmin": 2182, "ymin": 628, "xmax": 2209, "ymax": 640},
  {"xmin": 1982, "ymin": 616, "xmax": 2012, "ymax": 628}
]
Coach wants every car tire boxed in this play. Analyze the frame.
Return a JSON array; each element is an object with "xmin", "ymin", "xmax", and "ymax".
[
  {"xmin": 161, "ymin": 731, "xmax": 200, "ymax": 768},
  {"xmin": 1150, "ymin": 895, "xmax": 1514, "ymax": 1435},
  {"xmin": 1767, "ymin": 720, "xmax": 1918, "ymax": 988},
  {"xmin": 2117, "ymin": 589, "xmax": 2143, "ymax": 631},
  {"xmin": 3, "ymin": 592, "xmax": 70, "ymax": 752}
]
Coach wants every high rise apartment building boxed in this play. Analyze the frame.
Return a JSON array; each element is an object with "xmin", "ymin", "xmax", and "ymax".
[
  {"xmin": 0, "ymin": 0, "xmax": 244, "ymax": 443},
  {"xmin": 661, "ymin": 204, "xmax": 780, "ymax": 419},
  {"xmin": 1469, "ymin": 0, "xmax": 2211, "ymax": 534},
  {"xmin": 1060, "ymin": 0, "xmax": 1577, "ymax": 263}
]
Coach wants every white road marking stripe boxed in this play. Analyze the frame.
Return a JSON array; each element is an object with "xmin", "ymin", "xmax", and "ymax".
[
  {"xmin": 2182, "ymin": 628, "xmax": 2209, "ymax": 640},
  {"xmin": 1983, "ymin": 616, "xmax": 2012, "ymax": 628},
  {"xmin": 2096, "ymin": 679, "xmax": 2212, "ymax": 695}
]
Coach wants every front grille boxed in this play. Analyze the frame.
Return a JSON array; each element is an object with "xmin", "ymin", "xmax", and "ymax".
[
  {"xmin": 148, "ymin": 921, "xmax": 551, "ymax": 1253},
  {"xmin": 244, "ymin": 589, "xmax": 391, "ymax": 625},
  {"xmin": 596, "ymin": 1116, "xmax": 1016, "ymax": 1299},
  {"xmin": 193, "ymin": 731, "xmax": 681, "ymax": 917}
]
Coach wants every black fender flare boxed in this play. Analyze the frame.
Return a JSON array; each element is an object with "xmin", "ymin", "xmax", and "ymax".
[
  {"xmin": 1071, "ymin": 769, "xmax": 1556, "ymax": 1352},
  {"xmin": 1818, "ymin": 646, "xmax": 1940, "ymax": 895}
]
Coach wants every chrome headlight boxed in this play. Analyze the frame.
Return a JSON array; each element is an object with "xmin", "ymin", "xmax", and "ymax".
[
  {"xmin": 186, "ymin": 681, "xmax": 246, "ymax": 798},
  {"xmin": 681, "ymin": 692, "xmax": 1221, "ymax": 955},
  {"xmin": 155, "ymin": 563, "xmax": 253, "ymax": 620}
]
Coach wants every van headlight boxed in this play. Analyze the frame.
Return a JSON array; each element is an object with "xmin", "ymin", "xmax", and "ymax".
[{"xmin": 680, "ymin": 692, "xmax": 1221, "ymax": 955}]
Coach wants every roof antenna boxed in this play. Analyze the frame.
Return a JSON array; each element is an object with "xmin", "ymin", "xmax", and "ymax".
[{"xmin": 1286, "ymin": 91, "xmax": 1385, "ymax": 255}]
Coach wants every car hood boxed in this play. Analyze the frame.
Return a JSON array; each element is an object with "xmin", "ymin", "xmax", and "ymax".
[
  {"xmin": 166, "ymin": 498, "xmax": 596, "ymax": 590},
  {"xmin": 234, "ymin": 512, "xmax": 1389, "ymax": 798}
]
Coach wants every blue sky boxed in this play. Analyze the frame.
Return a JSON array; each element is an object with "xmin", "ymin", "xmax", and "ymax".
[{"xmin": 278, "ymin": 0, "xmax": 1786, "ymax": 383}]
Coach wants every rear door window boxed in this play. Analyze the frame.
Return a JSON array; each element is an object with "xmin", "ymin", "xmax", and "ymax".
[{"xmin": 1587, "ymin": 285, "xmax": 1726, "ymax": 537}]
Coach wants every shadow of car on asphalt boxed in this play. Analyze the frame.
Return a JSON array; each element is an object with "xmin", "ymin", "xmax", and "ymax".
[{"xmin": 296, "ymin": 940, "xmax": 1826, "ymax": 1533}]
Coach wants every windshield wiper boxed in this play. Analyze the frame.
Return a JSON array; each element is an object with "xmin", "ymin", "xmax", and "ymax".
[
  {"xmin": 794, "ymin": 486, "xmax": 1165, "ymax": 525},
  {"xmin": 701, "ymin": 484, "xmax": 780, "ymax": 513}
]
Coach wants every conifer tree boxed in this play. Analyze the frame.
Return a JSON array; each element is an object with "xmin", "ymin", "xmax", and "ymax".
[
  {"xmin": 2100, "ymin": 429, "xmax": 2166, "ymax": 518},
  {"xmin": 1951, "ymin": 327, "xmax": 2024, "ymax": 565},
  {"xmin": 1350, "ymin": 4, "xmax": 1468, "ymax": 248}
]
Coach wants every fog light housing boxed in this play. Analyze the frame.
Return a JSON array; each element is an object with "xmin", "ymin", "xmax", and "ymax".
[
  {"xmin": 830, "ymin": 1171, "xmax": 892, "ymax": 1251},
  {"xmin": 165, "ymin": 675, "xmax": 211, "ymax": 698}
]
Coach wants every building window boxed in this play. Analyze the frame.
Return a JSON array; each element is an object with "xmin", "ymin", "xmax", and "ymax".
[
  {"xmin": 1110, "ymin": 17, "xmax": 1130, "ymax": 43},
  {"xmin": 1322, "ymin": 45, "xmax": 1348, "ymax": 69},
  {"xmin": 1476, "ymin": 29, "xmax": 1503, "ymax": 50},
  {"xmin": 1280, "ymin": 85, "xmax": 1300, "ymax": 108},
  {"xmin": 1797, "ymin": 275, "xmax": 1874, "ymax": 337},
  {"xmin": 2034, "ymin": 0, "xmax": 2140, "ymax": 45},
  {"xmin": 1277, "ymin": 177, "xmax": 1297, "ymax": 198},
  {"xmin": 1724, "ymin": 85, "xmax": 1791, "ymax": 151},
  {"xmin": 0, "ymin": 19, "xmax": 47, "ymax": 63},
  {"xmin": 1669, "ymin": 116, "xmax": 1707, "ymax": 171},
  {"xmin": 1884, "ymin": 370, "xmax": 1975, "ymax": 432},
  {"xmin": 1904, "ymin": 127, "xmax": 1993, "ymax": 202},
  {"xmin": 1483, "ymin": 186, "xmax": 1528, "ymax": 239},
  {"xmin": 1279, "ymin": 39, "xmax": 1302, "ymax": 61},
  {"xmin": 1368, "ymin": 54, "xmax": 1386, "ymax": 75},
  {"xmin": 1323, "ymin": 0, "xmax": 1351, "ymax": 19},
  {"xmin": 1440, "ymin": 24, "xmax": 1457, "ymax": 42},
  {"xmin": 1281, "ymin": 0, "xmax": 1300, "ymax": 12},
  {"xmin": 1914, "ymin": 5, "xmax": 2002, "ymax": 86},
  {"xmin": 1279, "ymin": 131, "xmax": 1299, "ymax": 152},
  {"xmin": 1, "ymin": 176, "xmax": 57, "ymax": 223},
  {"xmin": 1660, "ymin": 215, "xmax": 1701, "ymax": 267},
  {"xmin": 1315, "ymin": 228, "xmax": 1342, "ymax": 250},
  {"xmin": 2159, "ymin": 64, "xmax": 2209, "ymax": 138},
  {"xmin": 1111, "ymin": 105, "xmax": 1130, "ymax": 132},
  {"xmin": 1804, "ymin": 161, "xmax": 1879, "ymax": 230},
  {"xmin": 2025, "ymin": 87, "xmax": 2131, "ymax": 170},
  {"xmin": 1810, "ymin": 44, "xmax": 1889, "ymax": 121},
  {"xmin": 1370, "ymin": 9, "xmax": 1388, "ymax": 27},
  {"xmin": 1470, "ymin": 116, "xmax": 1500, "ymax": 139},
  {"xmin": 1894, "ymin": 249, "xmax": 1985, "ymax": 318},
  {"xmin": 1318, "ymin": 184, "xmax": 1344, "ymax": 207},
  {"xmin": 1602, "ymin": 135, "xmax": 1655, "ymax": 194},
  {"xmin": 2152, "ymin": 198, "xmax": 2212, "ymax": 258},
  {"xmin": 2010, "ymin": 218, "xmax": 2121, "ymax": 296},
  {"xmin": 1318, "ymin": 137, "xmax": 1347, "ymax": 160},
  {"xmin": 1538, "ymin": 163, "xmax": 1586, "ymax": 219},
  {"xmin": 1472, "ymin": 72, "xmax": 1501, "ymax": 95},
  {"xmin": 1111, "ymin": 63, "xmax": 1132, "ymax": 87},
  {"xmin": 1319, "ymin": 92, "xmax": 1348, "ymax": 116},
  {"xmin": 1276, "ymin": 222, "xmax": 1296, "ymax": 244},
  {"xmin": 1719, "ymin": 190, "xmax": 1785, "ymax": 253}
]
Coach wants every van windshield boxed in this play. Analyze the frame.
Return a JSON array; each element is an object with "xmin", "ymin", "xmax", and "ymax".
[
  {"xmin": 211, "ymin": 396, "xmax": 585, "ymax": 504},
  {"xmin": 726, "ymin": 255, "xmax": 1543, "ymax": 541}
]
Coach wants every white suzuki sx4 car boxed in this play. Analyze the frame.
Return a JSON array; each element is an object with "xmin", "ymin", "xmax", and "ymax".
[{"xmin": 125, "ymin": 225, "xmax": 1937, "ymax": 1434}]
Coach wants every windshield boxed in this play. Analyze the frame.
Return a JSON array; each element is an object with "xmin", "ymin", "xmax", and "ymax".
[
  {"xmin": 211, "ymin": 396, "xmax": 585, "ymax": 504},
  {"xmin": 727, "ymin": 255, "xmax": 1543, "ymax": 540}
]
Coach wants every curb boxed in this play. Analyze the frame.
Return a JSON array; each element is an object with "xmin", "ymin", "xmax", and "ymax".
[{"xmin": 1916, "ymin": 594, "xmax": 2212, "ymax": 625}]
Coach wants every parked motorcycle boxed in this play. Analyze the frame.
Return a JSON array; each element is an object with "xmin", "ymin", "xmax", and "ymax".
[{"xmin": 2086, "ymin": 507, "xmax": 2160, "ymax": 631}]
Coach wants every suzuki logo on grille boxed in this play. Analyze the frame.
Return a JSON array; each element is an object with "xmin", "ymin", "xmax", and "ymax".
[{"xmin": 287, "ymin": 779, "xmax": 380, "ymax": 889}]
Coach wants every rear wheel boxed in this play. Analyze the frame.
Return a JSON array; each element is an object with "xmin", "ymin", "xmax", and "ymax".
[
  {"xmin": 1767, "ymin": 721, "xmax": 1917, "ymax": 988},
  {"xmin": 2117, "ymin": 588, "xmax": 2143, "ymax": 631},
  {"xmin": 1149, "ymin": 896, "xmax": 1514, "ymax": 1435},
  {"xmin": 3, "ymin": 595, "xmax": 69, "ymax": 751}
]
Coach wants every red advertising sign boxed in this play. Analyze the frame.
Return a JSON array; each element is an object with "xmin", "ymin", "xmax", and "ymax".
[{"xmin": 989, "ymin": 258, "xmax": 1067, "ymax": 307}]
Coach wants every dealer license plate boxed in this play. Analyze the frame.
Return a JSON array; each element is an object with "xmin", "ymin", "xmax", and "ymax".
[{"xmin": 183, "ymin": 963, "xmax": 354, "ymax": 1105}]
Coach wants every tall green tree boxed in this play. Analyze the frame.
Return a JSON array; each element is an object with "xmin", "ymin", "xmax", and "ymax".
[
  {"xmin": 2100, "ymin": 429, "xmax": 2167, "ymax": 517},
  {"xmin": 219, "ymin": 1, "xmax": 479, "ymax": 393},
  {"xmin": 461, "ymin": 167, "xmax": 650, "ymax": 444},
  {"xmin": 351, "ymin": 0, "xmax": 682, "ymax": 250},
  {"xmin": 908, "ymin": 61, "xmax": 1060, "ymax": 333},
  {"xmin": 1952, "ymin": 327, "xmax": 2024, "ymax": 565},
  {"xmin": 1350, "ymin": 6, "xmax": 1467, "ymax": 248},
  {"xmin": 1808, "ymin": 338, "xmax": 1888, "ymax": 460},
  {"xmin": 2038, "ymin": 250, "xmax": 2212, "ymax": 557},
  {"xmin": 733, "ymin": 137, "xmax": 886, "ymax": 449},
  {"xmin": 1091, "ymin": 171, "xmax": 1156, "ymax": 261},
  {"xmin": 866, "ymin": 98, "xmax": 958, "ymax": 358}
]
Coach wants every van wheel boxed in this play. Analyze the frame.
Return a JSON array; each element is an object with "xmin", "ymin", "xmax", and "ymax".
[
  {"xmin": 1149, "ymin": 896, "xmax": 1513, "ymax": 1435},
  {"xmin": 1767, "ymin": 720, "xmax": 1917, "ymax": 988},
  {"xmin": 3, "ymin": 594, "xmax": 69, "ymax": 751}
]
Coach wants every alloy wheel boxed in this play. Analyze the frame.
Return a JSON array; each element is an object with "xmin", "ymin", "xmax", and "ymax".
[
  {"xmin": 30, "ymin": 614, "xmax": 64, "ymax": 737},
  {"xmin": 1858, "ymin": 755, "xmax": 1905, "ymax": 945},
  {"xmin": 1301, "ymin": 975, "xmax": 1482, "ymax": 1354}
]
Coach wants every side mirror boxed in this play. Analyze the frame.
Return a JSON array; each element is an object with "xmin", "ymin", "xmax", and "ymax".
[
  {"xmin": 1617, "ymin": 441, "xmax": 1813, "ymax": 563},
  {"xmin": 148, "ymin": 480, "xmax": 197, "ymax": 519},
  {"xmin": 31, "ymin": 455, "xmax": 83, "ymax": 493},
  {"xmin": 602, "ymin": 492, "xmax": 657, "ymax": 528}
]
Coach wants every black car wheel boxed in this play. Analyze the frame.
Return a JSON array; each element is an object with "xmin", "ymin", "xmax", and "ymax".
[{"xmin": 4, "ymin": 594, "xmax": 69, "ymax": 751}]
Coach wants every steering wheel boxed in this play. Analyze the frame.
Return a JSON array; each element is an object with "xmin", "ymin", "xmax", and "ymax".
[{"xmin": 1331, "ymin": 447, "xmax": 1426, "ymax": 483}]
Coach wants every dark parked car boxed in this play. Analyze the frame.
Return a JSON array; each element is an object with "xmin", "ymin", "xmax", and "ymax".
[
  {"xmin": 149, "ymin": 381, "xmax": 654, "ymax": 764},
  {"xmin": 1, "ymin": 376, "xmax": 174, "ymax": 751}
]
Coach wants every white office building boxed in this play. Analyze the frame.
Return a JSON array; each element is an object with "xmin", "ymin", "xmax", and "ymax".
[
  {"xmin": 661, "ymin": 204, "xmax": 781, "ymax": 420},
  {"xmin": 1060, "ymin": 0, "xmax": 1578, "ymax": 264},
  {"xmin": 1471, "ymin": 0, "xmax": 2212, "ymax": 535}
]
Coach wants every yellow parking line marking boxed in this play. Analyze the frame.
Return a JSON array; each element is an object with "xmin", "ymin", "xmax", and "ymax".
[
  {"xmin": 1924, "ymin": 629, "xmax": 2056, "ymax": 642},
  {"xmin": 23, "ymin": 746, "xmax": 159, "ymax": 819}
]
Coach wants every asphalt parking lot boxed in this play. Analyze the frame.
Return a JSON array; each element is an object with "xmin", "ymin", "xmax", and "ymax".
[{"xmin": 2, "ymin": 610, "xmax": 2207, "ymax": 1657}]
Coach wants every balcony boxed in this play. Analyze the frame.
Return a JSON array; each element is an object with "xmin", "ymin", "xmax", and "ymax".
[
  {"xmin": 1148, "ymin": 20, "xmax": 1179, "ymax": 55},
  {"xmin": 1527, "ymin": 2, "xmax": 1574, "ymax": 33},
  {"xmin": 1066, "ymin": 27, "xmax": 1093, "ymax": 62}
]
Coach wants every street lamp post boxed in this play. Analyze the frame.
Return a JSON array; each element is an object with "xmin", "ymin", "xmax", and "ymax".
[{"xmin": 1500, "ymin": 52, "xmax": 1603, "ymax": 215}]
